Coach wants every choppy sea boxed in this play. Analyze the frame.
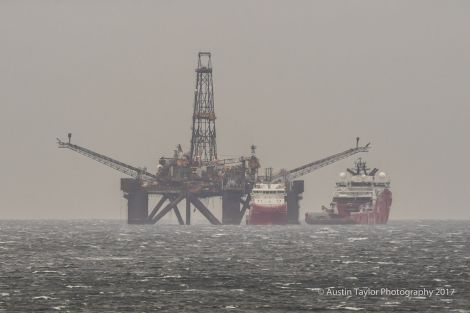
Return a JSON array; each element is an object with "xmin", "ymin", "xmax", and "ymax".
[{"xmin": 0, "ymin": 220, "xmax": 468, "ymax": 312}]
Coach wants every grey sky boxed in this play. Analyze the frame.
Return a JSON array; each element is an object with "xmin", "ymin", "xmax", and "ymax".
[{"xmin": 1, "ymin": 1, "xmax": 469, "ymax": 220}]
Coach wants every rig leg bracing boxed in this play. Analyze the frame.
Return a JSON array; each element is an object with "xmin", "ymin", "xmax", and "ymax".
[
  {"xmin": 121, "ymin": 178, "xmax": 222, "ymax": 225},
  {"xmin": 185, "ymin": 194, "xmax": 191, "ymax": 225}
]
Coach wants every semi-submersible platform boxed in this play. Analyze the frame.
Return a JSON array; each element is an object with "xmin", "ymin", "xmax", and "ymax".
[{"xmin": 57, "ymin": 52, "xmax": 370, "ymax": 225}]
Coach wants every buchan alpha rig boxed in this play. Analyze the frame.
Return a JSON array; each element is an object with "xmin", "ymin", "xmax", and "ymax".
[{"xmin": 57, "ymin": 52, "xmax": 369, "ymax": 225}]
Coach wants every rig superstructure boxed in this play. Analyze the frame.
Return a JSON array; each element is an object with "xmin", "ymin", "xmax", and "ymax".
[{"xmin": 57, "ymin": 52, "xmax": 370, "ymax": 225}]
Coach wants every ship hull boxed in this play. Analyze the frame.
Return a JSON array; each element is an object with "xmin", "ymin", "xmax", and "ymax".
[
  {"xmin": 305, "ymin": 215, "xmax": 356, "ymax": 225},
  {"xmin": 349, "ymin": 189, "xmax": 392, "ymax": 224},
  {"xmin": 246, "ymin": 204, "xmax": 288, "ymax": 225},
  {"xmin": 306, "ymin": 189, "xmax": 392, "ymax": 225}
]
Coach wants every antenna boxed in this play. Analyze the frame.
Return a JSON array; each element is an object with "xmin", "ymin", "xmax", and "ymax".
[
  {"xmin": 265, "ymin": 167, "xmax": 273, "ymax": 182},
  {"xmin": 251, "ymin": 144, "xmax": 257, "ymax": 155}
]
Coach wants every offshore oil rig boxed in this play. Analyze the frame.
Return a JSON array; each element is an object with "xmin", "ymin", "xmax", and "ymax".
[{"xmin": 57, "ymin": 52, "xmax": 369, "ymax": 225}]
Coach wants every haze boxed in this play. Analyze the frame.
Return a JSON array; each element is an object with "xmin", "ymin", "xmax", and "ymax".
[{"xmin": 1, "ymin": 1, "xmax": 469, "ymax": 220}]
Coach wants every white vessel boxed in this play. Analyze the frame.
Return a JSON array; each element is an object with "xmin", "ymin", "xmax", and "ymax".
[{"xmin": 246, "ymin": 182, "xmax": 288, "ymax": 225}]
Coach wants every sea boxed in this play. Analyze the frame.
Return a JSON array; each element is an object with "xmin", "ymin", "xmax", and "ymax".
[{"xmin": 0, "ymin": 220, "xmax": 468, "ymax": 312}]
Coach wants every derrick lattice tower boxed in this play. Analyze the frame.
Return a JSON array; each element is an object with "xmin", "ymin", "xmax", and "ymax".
[{"xmin": 190, "ymin": 52, "xmax": 217, "ymax": 164}]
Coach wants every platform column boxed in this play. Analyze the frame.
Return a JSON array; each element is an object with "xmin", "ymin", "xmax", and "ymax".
[
  {"xmin": 287, "ymin": 180, "xmax": 304, "ymax": 224},
  {"xmin": 125, "ymin": 190, "xmax": 149, "ymax": 224},
  {"xmin": 222, "ymin": 191, "xmax": 243, "ymax": 225},
  {"xmin": 121, "ymin": 178, "xmax": 149, "ymax": 224}
]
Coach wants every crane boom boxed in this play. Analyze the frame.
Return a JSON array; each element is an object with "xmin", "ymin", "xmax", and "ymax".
[
  {"xmin": 57, "ymin": 134, "xmax": 157, "ymax": 181},
  {"xmin": 271, "ymin": 141, "xmax": 370, "ymax": 183}
]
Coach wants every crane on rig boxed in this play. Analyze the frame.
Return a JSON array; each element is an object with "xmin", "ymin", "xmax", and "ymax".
[
  {"xmin": 57, "ymin": 133, "xmax": 157, "ymax": 181},
  {"xmin": 57, "ymin": 133, "xmax": 253, "ymax": 189},
  {"xmin": 270, "ymin": 137, "xmax": 370, "ymax": 184}
]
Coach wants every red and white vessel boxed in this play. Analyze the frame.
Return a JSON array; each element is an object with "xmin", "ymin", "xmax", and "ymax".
[
  {"xmin": 246, "ymin": 182, "xmax": 288, "ymax": 225},
  {"xmin": 305, "ymin": 158, "xmax": 392, "ymax": 225}
]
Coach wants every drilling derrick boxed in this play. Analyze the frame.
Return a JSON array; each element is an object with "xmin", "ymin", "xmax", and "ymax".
[
  {"xmin": 58, "ymin": 52, "xmax": 255, "ymax": 225},
  {"xmin": 190, "ymin": 52, "xmax": 217, "ymax": 164}
]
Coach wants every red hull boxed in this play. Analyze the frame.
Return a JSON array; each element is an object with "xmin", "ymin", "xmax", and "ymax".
[
  {"xmin": 336, "ymin": 189, "xmax": 392, "ymax": 224},
  {"xmin": 305, "ymin": 189, "xmax": 392, "ymax": 225},
  {"xmin": 246, "ymin": 204, "xmax": 288, "ymax": 225}
]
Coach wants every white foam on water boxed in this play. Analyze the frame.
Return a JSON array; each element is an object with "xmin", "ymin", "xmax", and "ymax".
[
  {"xmin": 211, "ymin": 233, "xmax": 227, "ymax": 238},
  {"xmin": 32, "ymin": 270, "xmax": 60, "ymax": 274},
  {"xmin": 305, "ymin": 288, "xmax": 322, "ymax": 292},
  {"xmin": 348, "ymin": 237, "xmax": 368, "ymax": 241},
  {"xmin": 74, "ymin": 256, "xmax": 133, "ymax": 261},
  {"xmin": 66, "ymin": 285, "xmax": 91, "ymax": 289},
  {"xmin": 52, "ymin": 306, "xmax": 65, "ymax": 310},
  {"xmin": 163, "ymin": 274, "xmax": 181, "ymax": 278},
  {"xmin": 32, "ymin": 296, "xmax": 55, "ymax": 300},
  {"xmin": 182, "ymin": 289, "xmax": 209, "ymax": 293}
]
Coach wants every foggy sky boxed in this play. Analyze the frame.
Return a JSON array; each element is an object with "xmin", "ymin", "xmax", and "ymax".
[{"xmin": 1, "ymin": 1, "xmax": 469, "ymax": 221}]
